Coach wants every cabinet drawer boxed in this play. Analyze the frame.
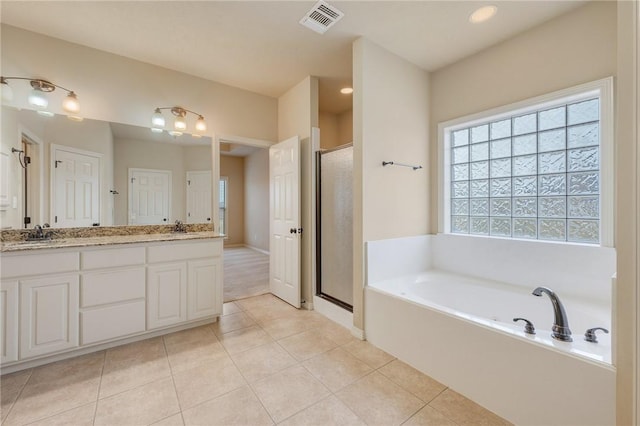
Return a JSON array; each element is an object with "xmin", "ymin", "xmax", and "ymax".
[
  {"xmin": 1, "ymin": 252, "xmax": 79, "ymax": 279},
  {"xmin": 81, "ymin": 268, "xmax": 145, "ymax": 307},
  {"xmin": 147, "ymin": 240, "xmax": 222, "ymax": 263},
  {"xmin": 81, "ymin": 246, "xmax": 145, "ymax": 270},
  {"xmin": 81, "ymin": 301, "xmax": 145, "ymax": 345}
]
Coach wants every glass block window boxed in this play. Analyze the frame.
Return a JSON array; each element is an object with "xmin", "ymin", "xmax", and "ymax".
[{"xmin": 449, "ymin": 98, "xmax": 600, "ymax": 244}]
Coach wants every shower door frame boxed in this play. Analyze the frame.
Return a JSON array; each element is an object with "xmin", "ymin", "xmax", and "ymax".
[{"xmin": 315, "ymin": 143, "xmax": 353, "ymax": 312}]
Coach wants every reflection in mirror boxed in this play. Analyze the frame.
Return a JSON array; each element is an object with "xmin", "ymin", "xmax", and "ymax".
[{"xmin": 0, "ymin": 106, "xmax": 213, "ymax": 230}]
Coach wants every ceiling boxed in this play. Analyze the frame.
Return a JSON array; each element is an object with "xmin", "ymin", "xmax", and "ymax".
[{"xmin": 1, "ymin": 1, "xmax": 585, "ymax": 114}]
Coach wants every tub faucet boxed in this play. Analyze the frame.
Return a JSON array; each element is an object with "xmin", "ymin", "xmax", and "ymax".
[{"xmin": 532, "ymin": 286, "xmax": 572, "ymax": 342}]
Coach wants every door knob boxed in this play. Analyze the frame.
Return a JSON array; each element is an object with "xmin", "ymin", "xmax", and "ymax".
[{"xmin": 290, "ymin": 228, "xmax": 297, "ymax": 234}]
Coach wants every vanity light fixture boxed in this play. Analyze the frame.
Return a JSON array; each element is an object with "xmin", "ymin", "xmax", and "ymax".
[
  {"xmin": 469, "ymin": 5, "xmax": 497, "ymax": 23},
  {"xmin": 1, "ymin": 76, "xmax": 81, "ymax": 117},
  {"xmin": 151, "ymin": 106, "xmax": 207, "ymax": 136}
]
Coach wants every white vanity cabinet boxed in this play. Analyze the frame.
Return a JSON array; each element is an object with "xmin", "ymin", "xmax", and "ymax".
[
  {"xmin": 1, "ymin": 280, "xmax": 19, "ymax": 363},
  {"xmin": 147, "ymin": 240, "xmax": 222, "ymax": 329},
  {"xmin": 20, "ymin": 274, "xmax": 80, "ymax": 359},
  {"xmin": 0, "ymin": 236, "xmax": 223, "ymax": 372},
  {"xmin": 80, "ymin": 246, "xmax": 147, "ymax": 345}
]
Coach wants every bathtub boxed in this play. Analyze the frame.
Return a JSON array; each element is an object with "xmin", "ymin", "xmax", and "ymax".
[{"xmin": 364, "ymin": 235, "xmax": 616, "ymax": 426}]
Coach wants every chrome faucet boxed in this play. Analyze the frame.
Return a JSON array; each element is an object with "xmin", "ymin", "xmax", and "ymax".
[
  {"xmin": 26, "ymin": 224, "xmax": 53, "ymax": 241},
  {"xmin": 173, "ymin": 220, "xmax": 187, "ymax": 233},
  {"xmin": 532, "ymin": 286, "xmax": 572, "ymax": 342}
]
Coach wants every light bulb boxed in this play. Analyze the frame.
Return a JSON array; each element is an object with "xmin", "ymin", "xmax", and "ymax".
[
  {"xmin": 168, "ymin": 130, "xmax": 183, "ymax": 137},
  {"xmin": 174, "ymin": 115, "xmax": 187, "ymax": 131},
  {"xmin": 62, "ymin": 91, "xmax": 80, "ymax": 114},
  {"xmin": 28, "ymin": 89, "xmax": 48, "ymax": 109},
  {"xmin": 151, "ymin": 108, "xmax": 165, "ymax": 128},
  {"xmin": 469, "ymin": 5, "xmax": 497, "ymax": 23},
  {"xmin": 340, "ymin": 87, "xmax": 353, "ymax": 94},
  {"xmin": 195, "ymin": 116, "xmax": 207, "ymax": 132},
  {"xmin": 1, "ymin": 81, "xmax": 13, "ymax": 103}
]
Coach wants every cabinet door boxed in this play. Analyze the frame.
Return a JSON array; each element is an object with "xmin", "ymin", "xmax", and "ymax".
[
  {"xmin": 20, "ymin": 274, "xmax": 79, "ymax": 359},
  {"xmin": 187, "ymin": 258, "xmax": 222, "ymax": 320},
  {"xmin": 1, "ymin": 280, "xmax": 18, "ymax": 363},
  {"xmin": 147, "ymin": 263, "xmax": 187, "ymax": 330}
]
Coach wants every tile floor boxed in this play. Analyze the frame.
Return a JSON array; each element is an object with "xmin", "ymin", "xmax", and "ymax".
[{"xmin": 1, "ymin": 294, "xmax": 511, "ymax": 426}]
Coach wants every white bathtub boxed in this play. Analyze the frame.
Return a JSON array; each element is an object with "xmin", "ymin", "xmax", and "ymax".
[
  {"xmin": 371, "ymin": 270, "xmax": 612, "ymax": 364},
  {"xmin": 365, "ymin": 235, "xmax": 616, "ymax": 426}
]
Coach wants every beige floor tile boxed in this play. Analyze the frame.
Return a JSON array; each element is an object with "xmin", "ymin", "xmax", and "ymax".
[
  {"xmin": 104, "ymin": 337, "xmax": 166, "ymax": 367},
  {"xmin": 316, "ymin": 320, "xmax": 358, "ymax": 346},
  {"xmin": 230, "ymin": 341, "xmax": 298, "ymax": 383},
  {"xmin": 1, "ymin": 369, "xmax": 32, "ymax": 394},
  {"xmin": 172, "ymin": 357, "xmax": 246, "ymax": 409},
  {"xmin": 379, "ymin": 360, "xmax": 447, "ymax": 403},
  {"xmin": 343, "ymin": 340, "xmax": 395, "ymax": 368},
  {"xmin": 218, "ymin": 325, "xmax": 273, "ymax": 355},
  {"xmin": 4, "ymin": 374, "xmax": 101, "ymax": 425},
  {"xmin": 163, "ymin": 325, "xmax": 218, "ymax": 349},
  {"xmin": 252, "ymin": 365, "xmax": 330, "ymax": 423},
  {"xmin": 336, "ymin": 372, "xmax": 425, "ymax": 426},
  {"xmin": 94, "ymin": 377, "xmax": 180, "ymax": 426},
  {"xmin": 1, "ymin": 389, "xmax": 19, "ymax": 423},
  {"xmin": 27, "ymin": 351, "xmax": 104, "ymax": 386},
  {"xmin": 245, "ymin": 303, "xmax": 300, "ymax": 324},
  {"xmin": 26, "ymin": 402, "xmax": 96, "ymax": 426},
  {"xmin": 165, "ymin": 339, "xmax": 228, "ymax": 373},
  {"xmin": 279, "ymin": 395, "xmax": 366, "ymax": 426},
  {"xmin": 303, "ymin": 347, "xmax": 372, "ymax": 391},
  {"xmin": 182, "ymin": 385, "xmax": 273, "ymax": 426},
  {"xmin": 211, "ymin": 311, "xmax": 256, "ymax": 336},
  {"xmin": 429, "ymin": 389, "xmax": 512, "ymax": 426},
  {"xmin": 260, "ymin": 314, "xmax": 315, "ymax": 340},
  {"xmin": 99, "ymin": 355, "xmax": 172, "ymax": 398},
  {"xmin": 278, "ymin": 330, "xmax": 339, "ymax": 361},
  {"xmin": 403, "ymin": 405, "xmax": 457, "ymax": 426},
  {"xmin": 235, "ymin": 294, "xmax": 287, "ymax": 312},
  {"xmin": 151, "ymin": 413, "xmax": 185, "ymax": 426},
  {"xmin": 223, "ymin": 301, "xmax": 243, "ymax": 315}
]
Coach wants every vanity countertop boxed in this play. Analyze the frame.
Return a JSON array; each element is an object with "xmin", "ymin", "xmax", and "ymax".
[{"xmin": 1, "ymin": 231, "xmax": 222, "ymax": 253}]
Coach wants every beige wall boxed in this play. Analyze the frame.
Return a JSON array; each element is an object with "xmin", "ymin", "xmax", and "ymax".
[
  {"xmin": 244, "ymin": 148, "xmax": 269, "ymax": 252},
  {"xmin": 1, "ymin": 24, "xmax": 277, "ymax": 143},
  {"xmin": 319, "ymin": 110, "xmax": 353, "ymax": 149},
  {"xmin": 278, "ymin": 76, "xmax": 319, "ymax": 308},
  {"xmin": 220, "ymin": 155, "xmax": 245, "ymax": 246},
  {"xmin": 615, "ymin": 1, "xmax": 638, "ymax": 424},
  {"xmin": 429, "ymin": 0, "xmax": 617, "ymax": 231},
  {"xmin": 353, "ymin": 38, "xmax": 430, "ymax": 330}
]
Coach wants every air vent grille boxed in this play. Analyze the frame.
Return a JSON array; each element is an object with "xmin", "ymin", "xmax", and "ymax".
[{"xmin": 299, "ymin": 1, "xmax": 344, "ymax": 34}]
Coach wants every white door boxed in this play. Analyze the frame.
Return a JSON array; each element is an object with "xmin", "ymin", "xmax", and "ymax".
[
  {"xmin": 186, "ymin": 171, "xmax": 212, "ymax": 224},
  {"xmin": 52, "ymin": 146, "xmax": 101, "ymax": 227},
  {"xmin": 129, "ymin": 168, "xmax": 171, "ymax": 225},
  {"xmin": 269, "ymin": 136, "xmax": 301, "ymax": 308}
]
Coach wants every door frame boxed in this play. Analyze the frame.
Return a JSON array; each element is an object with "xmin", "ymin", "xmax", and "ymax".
[
  {"xmin": 50, "ymin": 144, "xmax": 102, "ymax": 227},
  {"xmin": 127, "ymin": 167, "xmax": 172, "ymax": 225}
]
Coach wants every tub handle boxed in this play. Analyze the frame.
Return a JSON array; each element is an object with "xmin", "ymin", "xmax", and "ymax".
[
  {"xmin": 513, "ymin": 318, "xmax": 536, "ymax": 335},
  {"xmin": 584, "ymin": 327, "xmax": 609, "ymax": 343}
]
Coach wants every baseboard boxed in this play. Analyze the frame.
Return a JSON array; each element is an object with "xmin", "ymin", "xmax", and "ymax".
[
  {"xmin": 224, "ymin": 243, "xmax": 244, "ymax": 248},
  {"xmin": 351, "ymin": 326, "xmax": 365, "ymax": 340},
  {"xmin": 244, "ymin": 244, "xmax": 270, "ymax": 255},
  {"xmin": 313, "ymin": 295, "xmax": 353, "ymax": 330}
]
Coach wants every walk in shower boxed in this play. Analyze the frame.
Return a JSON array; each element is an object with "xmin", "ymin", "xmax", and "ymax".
[{"xmin": 316, "ymin": 144, "xmax": 353, "ymax": 311}]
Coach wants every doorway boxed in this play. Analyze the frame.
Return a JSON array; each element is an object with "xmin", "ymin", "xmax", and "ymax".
[{"xmin": 218, "ymin": 136, "xmax": 272, "ymax": 302}]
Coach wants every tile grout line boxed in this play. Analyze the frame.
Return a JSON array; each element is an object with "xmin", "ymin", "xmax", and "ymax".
[
  {"xmin": 91, "ymin": 350, "xmax": 107, "ymax": 426},
  {"xmin": 1, "ymin": 368, "xmax": 33, "ymax": 424},
  {"xmin": 161, "ymin": 336, "xmax": 187, "ymax": 426}
]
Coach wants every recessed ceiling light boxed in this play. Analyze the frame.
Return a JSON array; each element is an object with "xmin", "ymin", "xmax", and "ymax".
[
  {"xmin": 469, "ymin": 5, "xmax": 497, "ymax": 24},
  {"xmin": 340, "ymin": 87, "xmax": 353, "ymax": 94}
]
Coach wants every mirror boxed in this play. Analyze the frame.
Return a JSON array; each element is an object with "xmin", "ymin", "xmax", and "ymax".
[{"xmin": 0, "ymin": 106, "xmax": 213, "ymax": 229}]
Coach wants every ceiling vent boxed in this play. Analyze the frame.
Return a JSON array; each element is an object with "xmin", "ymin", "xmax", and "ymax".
[{"xmin": 299, "ymin": 1, "xmax": 344, "ymax": 34}]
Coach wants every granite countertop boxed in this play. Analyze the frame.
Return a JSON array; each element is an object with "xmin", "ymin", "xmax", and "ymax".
[{"xmin": 1, "ymin": 231, "xmax": 222, "ymax": 253}]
